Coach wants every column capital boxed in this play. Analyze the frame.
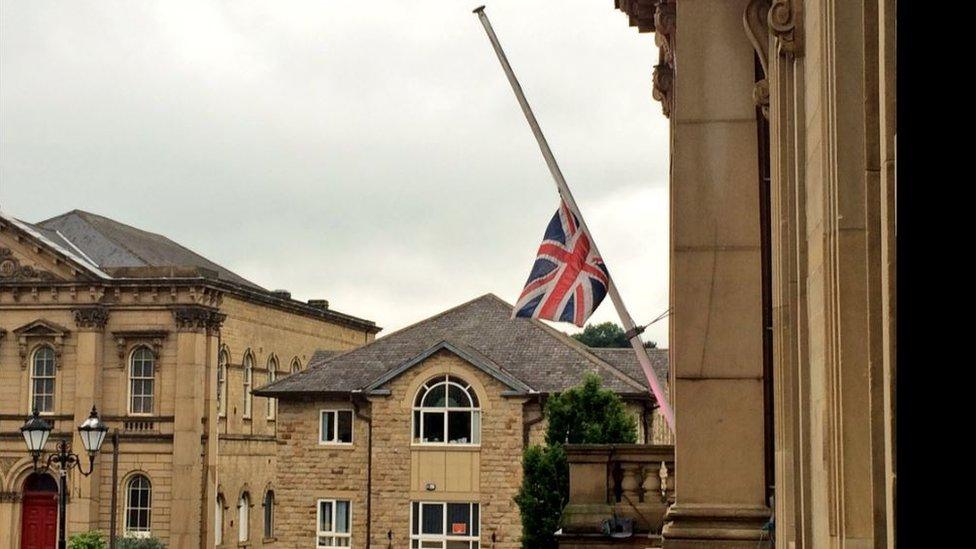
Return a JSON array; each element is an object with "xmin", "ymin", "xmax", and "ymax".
[
  {"xmin": 72, "ymin": 306, "xmax": 110, "ymax": 331},
  {"xmin": 172, "ymin": 306, "xmax": 226, "ymax": 333}
]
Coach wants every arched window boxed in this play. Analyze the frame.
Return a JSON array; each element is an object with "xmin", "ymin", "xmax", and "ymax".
[
  {"xmin": 124, "ymin": 474, "xmax": 152, "ymax": 536},
  {"xmin": 30, "ymin": 346, "xmax": 56, "ymax": 413},
  {"xmin": 242, "ymin": 352, "xmax": 253, "ymax": 419},
  {"xmin": 290, "ymin": 358, "xmax": 301, "ymax": 374},
  {"xmin": 266, "ymin": 357, "xmax": 278, "ymax": 420},
  {"xmin": 263, "ymin": 490, "xmax": 275, "ymax": 539},
  {"xmin": 217, "ymin": 350, "xmax": 228, "ymax": 417},
  {"xmin": 129, "ymin": 347, "xmax": 155, "ymax": 415},
  {"xmin": 412, "ymin": 375, "xmax": 481, "ymax": 445},
  {"xmin": 215, "ymin": 494, "xmax": 225, "ymax": 545},
  {"xmin": 238, "ymin": 492, "xmax": 250, "ymax": 542}
]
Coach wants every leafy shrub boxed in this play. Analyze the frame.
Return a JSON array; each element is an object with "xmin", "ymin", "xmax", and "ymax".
[
  {"xmin": 68, "ymin": 531, "xmax": 107, "ymax": 549},
  {"xmin": 116, "ymin": 536, "xmax": 166, "ymax": 549}
]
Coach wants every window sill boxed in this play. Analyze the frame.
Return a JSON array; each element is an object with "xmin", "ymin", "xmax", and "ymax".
[
  {"xmin": 262, "ymin": 537, "xmax": 277, "ymax": 543},
  {"xmin": 411, "ymin": 443, "xmax": 481, "ymax": 451},
  {"xmin": 316, "ymin": 442, "xmax": 354, "ymax": 450}
]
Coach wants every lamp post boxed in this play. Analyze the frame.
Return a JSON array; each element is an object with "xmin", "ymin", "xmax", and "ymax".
[{"xmin": 21, "ymin": 405, "xmax": 109, "ymax": 549}]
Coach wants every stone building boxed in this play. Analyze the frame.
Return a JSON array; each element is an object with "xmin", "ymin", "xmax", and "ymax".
[
  {"xmin": 599, "ymin": 1, "xmax": 896, "ymax": 547},
  {"xmin": 0, "ymin": 209, "xmax": 379, "ymax": 548},
  {"xmin": 255, "ymin": 293, "xmax": 671, "ymax": 549}
]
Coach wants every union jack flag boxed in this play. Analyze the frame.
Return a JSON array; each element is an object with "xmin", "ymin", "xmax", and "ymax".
[{"xmin": 513, "ymin": 200, "xmax": 610, "ymax": 326}]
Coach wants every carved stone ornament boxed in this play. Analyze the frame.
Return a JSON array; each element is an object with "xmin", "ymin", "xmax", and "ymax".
[
  {"xmin": 652, "ymin": 63, "xmax": 674, "ymax": 118},
  {"xmin": 73, "ymin": 306, "xmax": 110, "ymax": 330},
  {"xmin": 754, "ymin": 79, "xmax": 770, "ymax": 118},
  {"xmin": 13, "ymin": 319, "xmax": 69, "ymax": 369},
  {"xmin": 769, "ymin": 0, "xmax": 802, "ymax": 56},
  {"xmin": 113, "ymin": 330, "xmax": 168, "ymax": 367},
  {"xmin": 0, "ymin": 247, "xmax": 57, "ymax": 282},
  {"xmin": 173, "ymin": 306, "xmax": 226, "ymax": 333}
]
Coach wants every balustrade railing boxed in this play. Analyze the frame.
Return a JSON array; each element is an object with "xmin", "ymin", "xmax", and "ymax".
[{"xmin": 558, "ymin": 444, "xmax": 675, "ymax": 547}]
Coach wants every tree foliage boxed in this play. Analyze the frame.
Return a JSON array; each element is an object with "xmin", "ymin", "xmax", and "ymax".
[
  {"xmin": 571, "ymin": 321, "xmax": 657, "ymax": 349},
  {"xmin": 544, "ymin": 373, "xmax": 638, "ymax": 446},
  {"xmin": 515, "ymin": 373, "xmax": 638, "ymax": 548}
]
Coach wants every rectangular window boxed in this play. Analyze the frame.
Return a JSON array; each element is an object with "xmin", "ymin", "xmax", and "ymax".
[
  {"xmin": 320, "ymin": 410, "xmax": 354, "ymax": 444},
  {"xmin": 317, "ymin": 499, "xmax": 351, "ymax": 548},
  {"xmin": 410, "ymin": 502, "xmax": 480, "ymax": 548}
]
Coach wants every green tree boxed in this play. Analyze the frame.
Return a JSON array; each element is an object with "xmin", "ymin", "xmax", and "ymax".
[
  {"xmin": 514, "ymin": 373, "xmax": 637, "ymax": 548},
  {"xmin": 571, "ymin": 321, "xmax": 657, "ymax": 349}
]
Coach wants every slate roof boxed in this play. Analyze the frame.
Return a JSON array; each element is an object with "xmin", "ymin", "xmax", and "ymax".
[
  {"xmin": 588, "ymin": 347, "xmax": 669, "ymax": 390},
  {"xmin": 255, "ymin": 293, "xmax": 667, "ymax": 400},
  {"xmin": 35, "ymin": 210, "xmax": 263, "ymax": 289}
]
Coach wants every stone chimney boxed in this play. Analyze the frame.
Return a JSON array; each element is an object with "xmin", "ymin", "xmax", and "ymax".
[
  {"xmin": 307, "ymin": 299, "xmax": 329, "ymax": 310},
  {"xmin": 271, "ymin": 289, "xmax": 291, "ymax": 300}
]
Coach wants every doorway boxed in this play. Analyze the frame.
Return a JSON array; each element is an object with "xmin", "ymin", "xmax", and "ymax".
[{"xmin": 21, "ymin": 473, "xmax": 58, "ymax": 549}]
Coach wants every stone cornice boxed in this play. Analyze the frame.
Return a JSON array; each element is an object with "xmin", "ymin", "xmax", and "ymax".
[{"xmin": 1, "ymin": 277, "xmax": 380, "ymax": 334}]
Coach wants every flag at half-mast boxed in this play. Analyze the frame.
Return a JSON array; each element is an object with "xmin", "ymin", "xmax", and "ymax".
[{"xmin": 513, "ymin": 199, "xmax": 610, "ymax": 327}]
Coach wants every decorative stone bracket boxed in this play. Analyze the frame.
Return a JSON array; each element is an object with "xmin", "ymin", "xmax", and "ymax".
[
  {"xmin": 13, "ymin": 319, "xmax": 69, "ymax": 369},
  {"xmin": 744, "ymin": 0, "xmax": 803, "ymax": 118},
  {"xmin": 112, "ymin": 330, "xmax": 169, "ymax": 368}
]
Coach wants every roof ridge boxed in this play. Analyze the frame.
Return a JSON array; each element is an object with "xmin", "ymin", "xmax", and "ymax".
[
  {"xmin": 303, "ymin": 293, "xmax": 503, "ymax": 372},
  {"xmin": 484, "ymin": 294, "xmax": 648, "ymax": 393}
]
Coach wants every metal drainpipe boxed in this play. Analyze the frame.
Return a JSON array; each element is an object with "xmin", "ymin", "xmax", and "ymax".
[{"xmin": 352, "ymin": 397, "xmax": 372, "ymax": 545}]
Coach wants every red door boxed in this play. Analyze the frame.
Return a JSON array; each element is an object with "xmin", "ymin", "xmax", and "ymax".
[{"xmin": 21, "ymin": 474, "xmax": 58, "ymax": 549}]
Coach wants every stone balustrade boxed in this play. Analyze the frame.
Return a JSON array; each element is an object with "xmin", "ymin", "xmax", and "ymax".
[{"xmin": 557, "ymin": 444, "xmax": 675, "ymax": 548}]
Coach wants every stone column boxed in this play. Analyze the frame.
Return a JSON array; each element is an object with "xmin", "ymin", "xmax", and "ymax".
[
  {"xmin": 70, "ymin": 306, "xmax": 109, "ymax": 533},
  {"xmin": 661, "ymin": 0, "xmax": 771, "ymax": 545},
  {"xmin": 170, "ymin": 306, "xmax": 220, "ymax": 548}
]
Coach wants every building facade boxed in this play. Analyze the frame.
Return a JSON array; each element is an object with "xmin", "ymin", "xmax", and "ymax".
[
  {"xmin": 0, "ymin": 209, "xmax": 379, "ymax": 548},
  {"xmin": 257, "ymin": 294, "xmax": 671, "ymax": 548},
  {"xmin": 608, "ymin": 1, "xmax": 896, "ymax": 547}
]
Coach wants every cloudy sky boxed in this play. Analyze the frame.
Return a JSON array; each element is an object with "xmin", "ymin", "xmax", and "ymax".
[{"xmin": 0, "ymin": 0, "xmax": 671, "ymax": 345}]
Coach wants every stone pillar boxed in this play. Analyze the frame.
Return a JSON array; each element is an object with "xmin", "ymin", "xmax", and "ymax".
[
  {"xmin": 662, "ymin": 0, "xmax": 771, "ymax": 545},
  {"xmin": 70, "ymin": 306, "xmax": 109, "ymax": 534},
  {"xmin": 201, "ymin": 312, "xmax": 223, "ymax": 549},
  {"xmin": 170, "ymin": 306, "xmax": 221, "ymax": 548}
]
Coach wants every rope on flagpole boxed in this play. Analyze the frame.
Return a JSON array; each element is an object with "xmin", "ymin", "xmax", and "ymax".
[
  {"xmin": 473, "ymin": 5, "xmax": 675, "ymax": 433},
  {"xmin": 623, "ymin": 308, "xmax": 671, "ymax": 341}
]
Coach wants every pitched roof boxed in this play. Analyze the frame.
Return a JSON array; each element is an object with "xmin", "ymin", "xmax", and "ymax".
[
  {"xmin": 255, "ymin": 293, "xmax": 666, "ymax": 400},
  {"xmin": 1, "ymin": 208, "xmax": 379, "ymax": 333},
  {"xmin": 35, "ymin": 209, "xmax": 263, "ymax": 289}
]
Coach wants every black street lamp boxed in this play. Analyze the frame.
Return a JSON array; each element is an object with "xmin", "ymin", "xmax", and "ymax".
[{"xmin": 21, "ymin": 405, "xmax": 109, "ymax": 549}]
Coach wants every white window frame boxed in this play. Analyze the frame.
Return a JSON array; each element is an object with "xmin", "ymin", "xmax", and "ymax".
[
  {"xmin": 412, "ymin": 375, "xmax": 481, "ymax": 447},
  {"xmin": 242, "ymin": 352, "xmax": 253, "ymax": 419},
  {"xmin": 266, "ymin": 358, "xmax": 278, "ymax": 420},
  {"xmin": 316, "ymin": 499, "xmax": 352, "ymax": 548},
  {"xmin": 217, "ymin": 351, "xmax": 228, "ymax": 418},
  {"xmin": 127, "ymin": 346, "xmax": 155, "ymax": 416},
  {"xmin": 409, "ymin": 501, "xmax": 481, "ymax": 548},
  {"xmin": 215, "ymin": 495, "xmax": 224, "ymax": 545},
  {"xmin": 319, "ymin": 410, "xmax": 354, "ymax": 445},
  {"xmin": 29, "ymin": 346, "xmax": 57, "ymax": 414},
  {"xmin": 124, "ymin": 474, "xmax": 152, "ymax": 538},
  {"xmin": 238, "ymin": 492, "xmax": 250, "ymax": 543}
]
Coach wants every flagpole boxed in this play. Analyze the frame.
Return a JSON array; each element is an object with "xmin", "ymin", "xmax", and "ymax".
[{"xmin": 473, "ymin": 6, "xmax": 675, "ymax": 432}]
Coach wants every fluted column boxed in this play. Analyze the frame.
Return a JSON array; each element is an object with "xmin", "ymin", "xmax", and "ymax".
[{"xmin": 662, "ymin": 0, "xmax": 771, "ymax": 545}]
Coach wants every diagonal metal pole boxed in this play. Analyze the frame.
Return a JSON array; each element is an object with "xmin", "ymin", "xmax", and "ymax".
[{"xmin": 473, "ymin": 5, "xmax": 674, "ymax": 432}]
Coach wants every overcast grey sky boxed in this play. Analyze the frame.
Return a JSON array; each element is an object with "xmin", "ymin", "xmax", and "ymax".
[{"xmin": 0, "ymin": 0, "xmax": 670, "ymax": 345}]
